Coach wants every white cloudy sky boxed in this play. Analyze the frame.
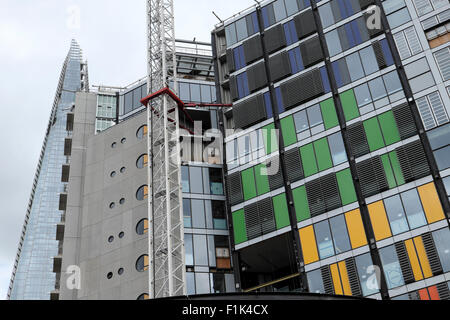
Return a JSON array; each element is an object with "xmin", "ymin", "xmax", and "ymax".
[{"xmin": 0, "ymin": 0, "xmax": 256, "ymax": 299}]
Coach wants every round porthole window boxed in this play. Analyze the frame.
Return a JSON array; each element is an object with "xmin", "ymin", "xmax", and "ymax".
[
  {"xmin": 119, "ymin": 232, "xmax": 125, "ymax": 239},
  {"xmin": 136, "ymin": 185, "xmax": 148, "ymax": 201},
  {"xmin": 108, "ymin": 236, "xmax": 114, "ymax": 243},
  {"xmin": 110, "ymin": 202, "xmax": 115, "ymax": 209},
  {"xmin": 111, "ymin": 142, "xmax": 117, "ymax": 148},
  {"xmin": 136, "ymin": 219, "xmax": 149, "ymax": 235},
  {"xmin": 107, "ymin": 272, "xmax": 113, "ymax": 279},
  {"xmin": 110, "ymin": 171, "xmax": 116, "ymax": 178},
  {"xmin": 136, "ymin": 255, "xmax": 149, "ymax": 272},
  {"xmin": 136, "ymin": 154, "xmax": 148, "ymax": 169},
  {"xmin": 120, "ymin": 167, "xmax": 126, "ymax": 174},
  {"xmin": 121, "ymin": 138, "xmax": 127, "ymax": 144},
  {"xmin": 120, "ymin": 198, "xmax": 125, "ymax": 205},
  {"xmin": 136, "ymin": 125, "xmax": 148, "ymax": 140}
]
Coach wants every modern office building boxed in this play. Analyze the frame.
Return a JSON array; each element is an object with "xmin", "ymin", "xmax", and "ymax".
[
  {"xmin": 212, "ymin": 0, "xmax": 450, "ymax": 300},
  {"xmin": 55, "ymin": 40, "xmax": 235, "ymax": 300},
  {"xmin": 7, "ymin": 40, "xmax": 89, "ymax": 300}
]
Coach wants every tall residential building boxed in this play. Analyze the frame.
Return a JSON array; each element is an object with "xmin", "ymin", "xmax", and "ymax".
[
  {"xmin": 212, "ymin": 0, "xmax": 450, "ymax": 299},
  {"xmin": 8, "ymin": 40, "xmax": 89, "ymax": 300},
  {"xmin": 56, "ymin": 40, "xmax": 235, "ymax": 300}
]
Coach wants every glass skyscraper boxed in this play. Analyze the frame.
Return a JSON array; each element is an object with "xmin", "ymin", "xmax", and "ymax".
[{"xmin": 7, "ymin": 40, "xmax": 88, "ymax": 300}]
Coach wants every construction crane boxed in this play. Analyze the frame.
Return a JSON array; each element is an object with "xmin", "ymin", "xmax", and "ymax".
[{"xmin": 141, "ymin": 0, "xmax": 232, "ymax": 299}]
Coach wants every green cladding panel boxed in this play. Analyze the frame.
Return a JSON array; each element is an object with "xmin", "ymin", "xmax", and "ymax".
[
  {"xmin": 280, "ymin": 116, "xmax": 297, "ymax": 147},
  {"xmin": 340, "ymin": 90, "xmax": 360, "ymax": 122},
  {"xmin": 273, "ymin": 193, "xmax": 291, "ymax": 229},
  {"xmin": 263, "ymin": 123, "xmax": 279, "ymax": 155},
  {"xmin": 300, "ymin": 143, "xmax": 319, "ymax": 177},
  {"xmin": 242, "ymin": 168, "xmax": 257, "ymax": 201},
  {"xmin": 336, "ymin": 168, "xmax": 358, "ymax": 206},
  {"xmin": 364, "ymin": 117, "xmax": 385, "ymax": 151},
  {"xmin": 320, "ymin": 98, "xmax": 339, "ymax": 130},
  {"xmin": 381, "ymin": 154, "xmax": 397, "ymax": 189},
  {"xmin": 379, "ymin": 111, "xmax": 401, "ymax": 146},
  {"xmin": 254, "ymin": 164, "xmax": 270, "ymax": 195},
  {"xmin": 232, "ymin": 209, "xmax": 247, "ymax": 244},
  {"xmin": 314, "ymin": 138, "xmax": 333, "ymax": 172},
  {"xmin": 389, "ymin": 151, "xmax": 405, "ymax": 186},
  {"xmin": 293, "ymin": 186, "xmax": 310, "ymax": 222}
]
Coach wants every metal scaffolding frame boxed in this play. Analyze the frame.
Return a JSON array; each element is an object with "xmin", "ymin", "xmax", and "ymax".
[{"xmin": 145, "ymin": 0, "xmax": 186, "ymax": 298}]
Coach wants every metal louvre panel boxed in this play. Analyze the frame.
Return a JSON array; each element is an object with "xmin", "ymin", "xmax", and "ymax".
[
  {"xmin": 227, "ymin": 172, "xmax": 243, "ymax": 206},
  {"xmin": 321, "ymin": 173, "xmax": 341, "ymax": 212},
  {"xmin": 230, "ymin": 75, "xmax": 239, "ymax": 101},
  {"xmin": 269, "ymin": 51, "xmax": 292, "ymax": 82},
  {"xmin": 245, "ymin": 203, "xmax": 261, "ymax": 240},
  {"xmin": 321, "ymin": 266, "xmax": 335, "ymax": 295},
  {"xmin": 300, "ymin": 36, "xmax": 324, "ymax": 68},
  {"xmin": 422, "ymin": 233, "xmax": 443, "ymax": 276},
  {"xmin": 436, "ymin": 282, "xmax": 450, "ymax": 300},
  {"xmin": 266, "ymin": 157, "xmax": 285, "ymax": 191},
  {"xmin": 345, "ymin": 258, "xmax": 363, "ymax": 297},
  {"xmin": 398, "ymin": 141, "xmax": 430, "ymax": 181},
  {"xmin": 347, "ymin": 122, "xmax": 370, "ymax": 158},
  {"xmin": 243, "ymin": 35, "xmax": 263, "ymax": 65},
  {"xmin": 394, "ymin": 242, "xmax": 415, "ymax": 285},
  {"xmin": 396, "ymin": 146, "xmax": 414, "ymax": 183},
  {"xmin": 232, "ymin": 93, "xmax": 267, "ymax": 129},
  {"xmin": 285, "ymin": 148, "xmax": 304, "ymax": 182},
  {"xmin": 247, "ymin": 61, "xmax": 268, "ymax": 93},
  {"xmin": 357, "ymin": 156, "xmax": 388, "ymax": 198},
  {"xmin": 294, "ymin": 9, "xmax": 317, "ymax": 40},
  {"xmin": 393, "ymin": 103, "xmax": 418, "ymax": 140},
  {"xmin": 281, "ymin": 69, "xmax": 324, "ymax": 110},
  {"xmin": 264, "ymin": 24, "xmax": 287, "ymax": 54},
  {"xmin": 306, "ymin": 178, "xmax": 326, "ymax": 217},
  {"xmin": 258, "ymin": 198, "xmax": 276, "ymax": 234},
  {"xmin": 372, "ymin": 41, "xmax": 387, "ymax": 70},
  {"xmin": 226, "ymin": 49, "xmax": 235, "ymax": 73},
  {"xmin": 372, "ymin": 156, "xmax": 389, "ymax": 193}
]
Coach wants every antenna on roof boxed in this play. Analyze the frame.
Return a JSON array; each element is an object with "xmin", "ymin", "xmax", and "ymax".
[{"xmin": 212, "ymin": 11, "xmax": 223, "ymax": 23}]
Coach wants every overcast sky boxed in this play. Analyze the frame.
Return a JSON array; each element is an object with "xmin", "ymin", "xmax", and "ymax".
[{"xmin": 0, "ymin": 0, "xmax": 256, "ymax": 300}]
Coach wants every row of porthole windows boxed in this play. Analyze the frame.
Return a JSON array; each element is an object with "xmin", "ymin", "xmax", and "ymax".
[
  {"xmin": 108, "ymin": 232, "xmax": 125, "ymax": 243},
  {"xmin": 109, "ymin": 198, "xmax": 126, "ymax": 209},
  {"xmin": 107, "ymin": 268, "xmax": 124, "ymax": 279},
  {"xmin": 110, "ymin": 167, "xmax": 126, "ymax": 177},
  {"xmin": 111, "ymin": 137, "xmax": 127, "ymax": 149}
]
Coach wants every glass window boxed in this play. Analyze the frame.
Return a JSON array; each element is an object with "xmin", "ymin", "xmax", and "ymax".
[
  {"xmin": 179, "ymin": 82, "xmax": 190, "ymax": 101},
  {"xmin": 136, "ymin": 219, "xmax": 149, "ymax": 235},
  {"xmin": 136, "ymin": 185, "xmax": 148, "ymax": 201},
  {"xmin": 273, "ymin": 0, "xmax": 287, "ymax": 22},
  {"xmin": 383, "ymin": 71, "xmax": 402, "ymax": 95},
  {"xmin": 181, "ymin": 166, "xmax": 190, "ymax": 193},
  {"xmin": 328, "ymin": 133, "xmax": 347, "ymax": 166},
  {"xmin": 183, "ymin": 199, "xmax": 192, "ymax": 228},
  {"xmin": 428, "ymin": 124, "xmax": 450, "ymax": 150},
  {"xmin": 435, "ymin": 147, "xmax": 450, "ymax": 171},
  {"xmin": 189, "ymin": 167, "xmax": 203, "ymax": 194},
  {"xmin": 136, "ymin": 154, "xmax": 148, "ymax": 169},
  {"xmin": 201, "ymin": 85, "xmax": 212, "ymax": 103},
  {"xmin": 355, "ymin": 253, "xmax": 380, "ymax": 297},
  {"xmin": 443, "ymin": 176, "xmax": 450, "ymax": 198},
  {"xmin": 307, "ymin": 104, "xmax": 323, "ymax": 128},
  {"xmin": 379, "ymin": 245, "xmax": 405, "ymax": 289},
  {"xmin": 432, "ymin": 228, "xmax": 450, "ymax": 273},
  {"xmin": 307, "ymin": 269, "xmax": 325, "ymax": 294},
  {"xmin": 193, "ymin": 235, "xmax": 209, "ymax": 266},
  {"xmin": 360, "ymin": 46, "xmax": 379, "ymax": 76},
  {"xmin": 325, "ymin": 29, "xmax": 342, "ymax": 57},
  {"xmin": 354, "ymin": 83, "xmax": 372, "ymax": 107},
  {"xmin": 212, "ymin": 201, "xmax": 227, "ymax": 230},
  {"xmin": 212, "ymin": 273, "xmax": 226, "ymax": 294},
  {"xmin": 400, "ymin": 189, "xmax": 427, "ymax": 230},
  {"xmin": 387, "ymin": 8, "xmax": 411, "ymax": 29},
  {"xmin": 190, "ymin": 84, "xmax": 201, "ymax": 102},
  {"xmin": 191, "ymin": 199, "xmax": 206, "ymax": 229},
  {"xmin": 204, "ymin": 200, "xmax": 213, "ymax": 229},
  {"xmin": 225, "ymin": 23, "xmax": 237, "ymax": 46},
  {"xmin": 294, "ymin": 110, "xmax": 309, "ymax": 133},
  {"xmin": 235, "ymin": 17, "xmax": 248, "ymax": 42},
  {"xmin": 346, "ymin": 52, "xmax": 365, "ymax": 82},
  {"xmin": 329, "ymin": 215, "xmax": 351, "ymax": 254},
  {"xmin": 136, "ymin": 255, "xmax": 149, "ymax": 272},
  {"xmin": 136, "ymin": 125, "xmax": 147, "ymax": 140},
  {"xmin": 384, "ymin": 195, "xmax": 409, "ymax": 235},
  {"xmin": 368, "ymin": 77, "xmax": 387, "ymax": 101},
  {"xmin": 314, "ymin": 221, "xmax": 335, "ymax": 259},
  {"xmin": 209, "ymin": 168, "xmax": 224, "ymax": 195},
  {"xmin": 186, "ymin": 272, "xmax": 196, "ymax": 295},
  {"xmin": 202, "ymin": 168, "xmax": 211, "ymax": 195},
  {"xmin": 319, "ymin": 3, "xmax": 334, "ymax": 28},
  {"xmin": 195, "ymin": 273, "xmax": 211, "ymax": 294},
  {"xmin": 185, "ymin": 234, "xmax": 194, "ymax": 266}
]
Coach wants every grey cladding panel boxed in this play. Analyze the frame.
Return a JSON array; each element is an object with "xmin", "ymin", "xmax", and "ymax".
[
  {"xmin": 372, "ymin": 41, "xmax": 387, "ymax": 70},
  {"xmin": 321, "ymin": 173, "xmax": 341, "ymax": 212},
  {"xmin": 227, "ymin": 49, "xmax": 236, "ymax": 73},
  {"xmin": 227, "ymin": 172, "xmax": 243, "ymax": 205},
  {"xmin": 230, "ymin": 75, "xmax": 239, "ymax": 101},
  {"xmin": 285, "ymin": 148, "xmax": 304, "ymax": 182},
  {"xmin": 397, "ymin": 140, "xmax": 430, "ymax": 183},
  {"xmin": 347, "ymin": 122, "xmax": 370, "ymax": 158},
  {"xmin": 300, "ymin": 36, "xmax": 324, "ymax": 68},
  {"xmin": 294, "ymin": 10, "xmax": 317, "ymax": 40},
  {"xmin": 264, "ymin": 24, "xmax": 286, "ymax": 54},
  {"xmin": 267, "ymin": 157, "xmax": 284, "ymax": 190},
  {"xmin": 243, "ymin": 35, "xmax": 263, "ymax": 64},
  {"xmin": 394, "ymin": 242, "xmax": 415, "ymax": 285},
  {"xmin": 258, "ymin": 198, "xmax": 276, "ymax": 234},
  {"xmin": 232, "ymin": 94, "xmax": 267, "ymax": 129},
  {"xmin": 393, "ymin": 103, "xmax": 417, "ymax": 140},
  {"xmin": 280, "ymin": 69, "xmax": 324, "ymax": 110},
  {"xmin": 269, "ymin": 51, "xmax": 292, "ymax": 82},
  {"xmin": 247, "ymin": 62, "xmax": 268, "ymax": 93},
  {"xmin": 245, "ymin": 203, "xmax": 261, "ymax": 240}
]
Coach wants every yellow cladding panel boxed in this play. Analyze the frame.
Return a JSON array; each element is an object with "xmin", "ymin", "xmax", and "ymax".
[
  {"xmin": 368, "ymin": 201, "xmax": 392, "ymax": 241},
  {"xmin": 405, "ymin": 239, "xmax": 424, "ymax": 281},
  {"xmin": 418, "ymin": 183, "xmax": 446, "ymax": 224},
  {"xmin": 330, "ymin": 264, "xmax": 343, "ymax": 295},
  {"xmin": 414, "ymin": 237, "xmax": 433, "ymax": 279},
  {"xmin": 345, "ymin": 209, "xmax": 368, "ymax": 249},
  {"xmin": 299, "ymin": 226, "xmax": 319, "ymax": 265},
  {"xmin": 338, "ymin": 261, "xmax": 352, "ymax": 296}
]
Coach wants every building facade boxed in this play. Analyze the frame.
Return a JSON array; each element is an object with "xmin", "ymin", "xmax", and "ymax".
[
  {"xmin": 56, "ymin": 41, "xmax": 235, "ymax": 300},
  {"xmin": 8, "ymin": 40, "xmax": 89, "ymax": 300},
  {"xmin": 212, "ymin": 0, "xmax": 450, "ymax": 300}
]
